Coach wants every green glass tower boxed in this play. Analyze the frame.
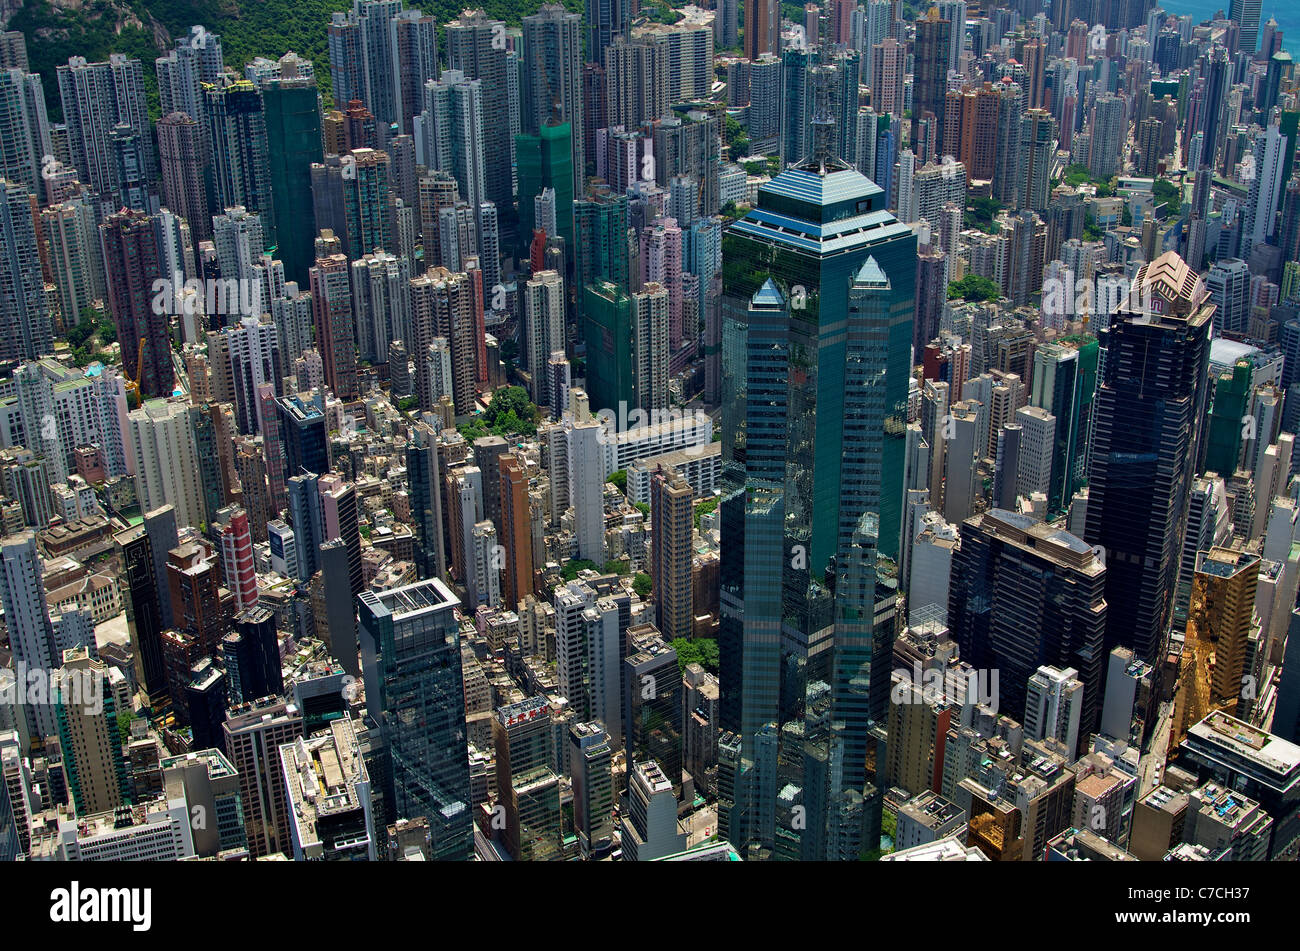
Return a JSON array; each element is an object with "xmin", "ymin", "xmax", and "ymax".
[
  {"xmin": 1030, "ymin": 337, "xmax": 1099, "ymax": 516},
  {"xmin": 574, "ymin": 185, "xmax": 631, "ymax": 315},
  {"xmin": 1203, "ymin": 359, "xmax": 1252, "ymax": 477},
  {"xmin": 716, "ymin": 96, "xmax": 915, "ymax": 859},
  {"xmin": 263, "ymin": 78, "xmax": 323, "ymax": 286},
  {"xmin": 582, "ymin": 280, "xmax": 634, "ymax": 413},
  {"xmin": 516, "ymin": 120, "xmax": 575, "ymax": 258}
]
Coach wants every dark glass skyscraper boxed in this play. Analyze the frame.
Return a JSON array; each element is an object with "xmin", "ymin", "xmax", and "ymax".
[
  {"xmin": 585, "ymin": 0, "xmax": 632, "ymax": 66},
  {"xmin": 948, "ymin": 508, "xmax": 1108, "ymax": 751},
  {"xmin": 204, "ymin": 78, "xmax": 275, "ymax": 249},
  {"xmin": 1083, "ymin": 252, "xmax": 1214, "ymax": 666},
  {"xmin": 1031, "ymin": 338, "xmax": 1099, "ymax": 517},
  {"xmin": 263, "ymin": 77, "xmax": 323, "ymax": 285},
  {"xmin": 717, "ymin": 95, "xmax": 914, "ymax": 859},
  {"xmin": 406, "ymin": 421, "xmax": 446, "ymax": 580},
  {"xmin": 358, "ymin": 579, "xmax": 472, "ymax": 861},
  {"xmin": 115, "ymin": 523, "xmax": 169, "ymax": 710},
  {"xmin": 277, "ymin": 394, "xmax": 329, "ymax": 479}
]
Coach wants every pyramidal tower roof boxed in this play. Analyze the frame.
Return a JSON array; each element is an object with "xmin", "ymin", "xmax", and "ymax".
[
  {"xmin": 854, "ymin": 256, "xmax": 890, "ymax": 287},
  {"xmin": 1132, "ymin": 250, "xmax": 1209, "ymax": 318},
  {"xmin": 752, "ymin": 278, "xmax": 785, "ymax": 307}
]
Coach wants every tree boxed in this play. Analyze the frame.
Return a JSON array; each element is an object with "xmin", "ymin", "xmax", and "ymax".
[
  {"xmin": 964, "ymin": 195, "xmax": 1003, "ymax": 233},
  {"xmin": 460, "ymin": 386, "xmax": 541, "ymax": 440},
  {"xmin": 694, "ymin": 495, "xmax": 718, "ymax": 529},
  {"xmin": 1063, "ymin": 164, "xmax": 1089, "ymax": 187},
  {"xmin": 485, "ymin": 386, "xmax": 539, "ymax": 435},
  {"xmin": 724, "ymin": 116, "xmax": 750, "ymax": 158},
  {"xmin": 633, "ymin": 572, "xmax": 653, "ymax": 597},
  {"xmin": 96, "ymin": 317, "xmax": 117, "ymax": 345},
  {"xmin": 607, "ymin": 469, "xmax": 627, "ymax": 491},
  {"xmin": 500, "ymin": 337, "xmax": 520, "ymax": 378},
  {"xmin": 670, "ymin": 637, "xmax": 720, "ymax": 675},
  {"xmin": 1152, "ymin": 178, "xmax": 1182, "ymax": 215},
  {"xmin": 458, "ymin": 417, "xmax": 490, "ymax": 441},
  {"xmin": 561, "ymin": 558, "xmax": 598, "ymax": 581},
  {"xmin": 947, "ymin": 274, "xmax": 1001, "ymax": 302},
  {"xmin": 66, "ymin": 310, "xmax": 96, "ymax": 350},
  {"xmin": 602, "ymin": 559, "xmax": 630, "ymax": 575}
]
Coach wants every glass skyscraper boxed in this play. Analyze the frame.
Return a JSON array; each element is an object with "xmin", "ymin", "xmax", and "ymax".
[
  {"xmin": 263, "ymin": 77, "xmax": 323, "ymax": 285},
  {"xmin": 717, "ymin": 101, "xmax": 915, "ymax": 859},
  {"xmin": 1084, "ymin": 252, "xmax": 1214, "ymax": 666},
  {"xmin": 517, "ymin": 120, "xmax": 575, "ymax": 259},
  {"xmin": 1031, "ymin": 337, "xmax": 1099, "ymax": 517},
  {"xmin": 358, "ymin": 578, "xmax": 473, "ymax": 861}
]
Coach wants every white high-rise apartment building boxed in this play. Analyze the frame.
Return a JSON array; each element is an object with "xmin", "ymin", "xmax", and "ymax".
[
  {"xmin": 525, "ymin": 270, "xmax": 566, "ymax": 408},
  {"xmin": 420, "ymin": 69, "xmax": 486, "ymax": 213},
  {"xmin": 128, "ymin": 399, "xmax": 204, "ymax": 531},
  {"xmin": 470, "ymin": 520, "xmax": 502, "ymax": 609},
  {"xmin": 0, "ymin": 533, "xmax": 59, "ymax": 737},
  {"xmin": 565, "ymin": 414, "xmax": 606, "ymax": 563},
  {"xmin": 1015, "ymin": 405, "xmax": 1057, "ymax": 501},
  {"xmin": 554, "ymin": 580, "xmax": 622, "ymax": 744},
  {"xmin": 56, "ymin": 54, "xmax": 153, "ymax": 198},
  {"xmin": 1024, "ymin": 665, "xmax": 1084, "ymax": 755},
  {"xmin": 632, "ymin": 283, "xmax": 670, "ymax": 412}
]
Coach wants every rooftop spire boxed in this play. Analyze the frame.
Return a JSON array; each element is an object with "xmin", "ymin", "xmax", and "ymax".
[{"xmin": 796, "ymin": 63, "xmax": 850, "ymax": 175}]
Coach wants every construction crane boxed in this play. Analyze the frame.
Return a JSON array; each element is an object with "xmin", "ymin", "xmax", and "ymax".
[{"xmin": 125, "ymin": 337, "xmax": 146, "ymax": 409}]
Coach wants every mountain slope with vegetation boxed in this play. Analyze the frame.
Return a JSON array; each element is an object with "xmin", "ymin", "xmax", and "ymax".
[{"xmin": 6, "ymin": 0, "xmax": 584, "ymax": 118}]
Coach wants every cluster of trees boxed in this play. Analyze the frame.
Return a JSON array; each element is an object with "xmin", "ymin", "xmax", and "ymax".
[
  {"xmin": 1152, "ymin": 178, "xmax": 1182, "ymax": 215},
  {"xmin": 693, "ymin": 495, "xmax": 718, "ymax": 529},
  {"xmin": 947, "ymin": 273, "xmax": 1000, "ymax": 302},
  {"xmin": 458, "ymin": 386, "xmax": 540, "ymax": 441},
  {"xmin": 963, "ymin": 196, "xmax": 1004, "ymax": 234},
  {"xmin": 639, "ymin": 0, "xmax": 683, "ymax": 24},
  {"xmin": 560, "ymin": 557, "xmax": 631, "ymax": 582},
  {"xmin": 670, "ymin": 637, "xmax": 719, "ymax": 675},
  {"xmin": 65, "ymin": 308, "xmax": 114, "ymax": 366},
  {"xmin": 724, "ymin": 115, "xmax": 749, "ymax": 159},
  {"xmin": 1060, "ymin": 164, "xmax": 1115, "ymax": 197}
]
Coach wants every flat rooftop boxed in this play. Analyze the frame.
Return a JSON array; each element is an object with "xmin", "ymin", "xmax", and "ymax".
[
  {"xmin": 358, "ymin": 576, "xmax": 458, "ymax": 619},
  {"xmin": 1189, "ymin": 711, "xmax": 1300, "ymax": 778}
]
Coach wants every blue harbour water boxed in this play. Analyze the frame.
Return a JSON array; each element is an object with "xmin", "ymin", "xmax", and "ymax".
[{"xmin": 1156, "ymin": 0, "xmax": 1298, "ymax": 56}]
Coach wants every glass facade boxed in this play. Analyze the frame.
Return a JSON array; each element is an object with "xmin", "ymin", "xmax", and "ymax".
[
  {"xmin": 1032, "ymin": 338, "xmax": 1099, "ymax": 516},
  {"xmin": 516, "ymin": 121, "xmax": 575, "ymax": 257},
  {"xmin": 358, "ymin": 579, "xmax": 472, "ymax": 861},
  {"xmin": 718, "ymin": 150, "xmax": 914, "ymax": 858},
  {"xmin": 574, "ymin": 187, "xmax": 631, "ymax": 323},
  {"xmin": 582, "ymin": 280, "xmax": 634, "ymax": 413},
  {"xmin": 263, "ymin": 80, "xmax": 324, "ymax": 286}
]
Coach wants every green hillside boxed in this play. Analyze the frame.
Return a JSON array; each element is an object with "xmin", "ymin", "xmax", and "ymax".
[{"xmin": 7, "ymin": 0, "xmax": 584, "ymax": 119}]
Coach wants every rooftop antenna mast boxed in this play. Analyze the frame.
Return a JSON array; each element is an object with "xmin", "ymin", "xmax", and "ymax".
[{"xmin": 799, "ymin": 64, "xmax": 850, "ymax": 174}]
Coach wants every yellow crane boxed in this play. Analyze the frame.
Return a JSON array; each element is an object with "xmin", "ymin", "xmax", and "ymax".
[{"xmin": 125, "ymin": 337, "xmax": 146, "ymax": 409}]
